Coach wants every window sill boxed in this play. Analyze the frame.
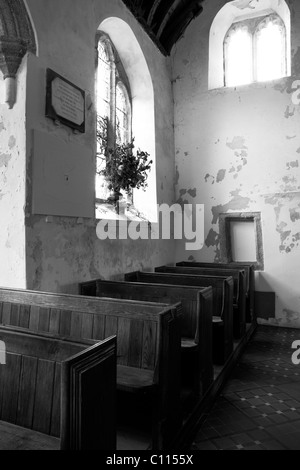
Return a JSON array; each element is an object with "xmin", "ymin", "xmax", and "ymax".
[
  {"xmin": 208, "ymin": 75, "xmax": 291, "ymax": 93},
  {"xmin": 95, "ymin": 201, "xmax": 150, "ymax": 222}
]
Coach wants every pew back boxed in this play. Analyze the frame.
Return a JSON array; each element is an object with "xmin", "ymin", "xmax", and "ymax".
[
  {"xmin": 158, "ymin": 266, "xmax": 244, "ymax": 301},
  {"xmin": 80, "ymin": 279, "xmax": 212, "ymax": 342},
  {"xmin": 0, "ymin": 287, "xmax": 179, "ymax": 373},
  {"xmin": 177, "ymin": 261, "xmax": 255, "ymax": 322},
  {"xmin": 80, "ymin": 279, "xmax": 214, "ymax": 395},
  {"xmin": 155, "ymin": 265, "xmax": 246, "ymax": 338},
  {"xmin": 124, "ymin": 271, "xmax": 231, "ymax": 320},
  {"xmin": 124, "ymin": 271, "xmax": 234, "ymax": 364}
]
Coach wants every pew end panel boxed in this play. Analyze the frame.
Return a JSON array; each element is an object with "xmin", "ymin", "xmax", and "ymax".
[
  {"xmin": 0, "ymin": 326, "xmax": 117, "ymax": 450},
  {"xmin": 61, "ymin": 335, "xmax": 117, "ymax": 450}
]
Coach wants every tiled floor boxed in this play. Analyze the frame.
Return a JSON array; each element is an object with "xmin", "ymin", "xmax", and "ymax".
[{"xmin": 191, "ymin": 325, "xmax": 300, "ymax": 450}]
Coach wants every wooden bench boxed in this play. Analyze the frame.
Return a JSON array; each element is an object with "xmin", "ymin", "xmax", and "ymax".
[
  {"xmin": 177, "ymin": 261, "xmax": 255, "ymax": 323},
  {"xmin": 124, "ymin": 271, "xmax": 234, "ymax": 365},
  {"xmin": 0, "ymin": 326, "xmax": 116, "ymax": 450},
  {"xmin": 156, "ymin": 265, "xmax": 246, "ymax": 339},
  {"xmin": 0, "ymin": 287, "xmax": 182, "ymax": 450},
  {"xmin": 79, "ymin": 278, "xmax": 214, "ymax": 398}
]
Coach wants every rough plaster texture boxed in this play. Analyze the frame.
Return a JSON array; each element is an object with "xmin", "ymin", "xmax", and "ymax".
[
  {"xmin": 22, "ymin": 0, "xmax": 175, "ymax": 293},
  {"xmin": 172, "ymin": 0, "xmax": 300, "ymax": 327},
  {"xmin": 0, "ymin": 57, "xmax": 27, "ymax": 288}
]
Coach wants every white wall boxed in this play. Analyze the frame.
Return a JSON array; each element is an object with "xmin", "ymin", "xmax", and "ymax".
[
  {"xmin": 172, "ymin": 0, "xmax": 300, "ymax": 327},
  {"xmin": 0, "ymin": 59, "xmax": 27, "ymax": 288}
]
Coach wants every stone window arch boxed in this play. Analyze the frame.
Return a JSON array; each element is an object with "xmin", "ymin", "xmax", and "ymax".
[
  {"xmin": 208, "ymin": 0, "xmax": 291, "ymax": 90},
  {"xmin": 224, "ymin": 13, "xmax": 287, "ymax": 87}
]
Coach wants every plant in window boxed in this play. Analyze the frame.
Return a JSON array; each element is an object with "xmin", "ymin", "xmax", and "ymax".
[
  {"xmin": 96, "ymin": 117, "xmax": 152, "ymax": 208},
  {"xmin": 101, "ymin": 140, "xmax": 152, "ymax": 194}
]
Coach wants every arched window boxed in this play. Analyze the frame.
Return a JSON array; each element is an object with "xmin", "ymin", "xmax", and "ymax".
[
  {"xmin": 208, "ymin": 1, "xmax": 291, "ymax": 90},
  {"xmin": 224, "ymin": 14, "xmax": 287, "ymax": 87},
  {"xmin": 95, "ymin": 33, "xmax": 131, "ymax": 204}
]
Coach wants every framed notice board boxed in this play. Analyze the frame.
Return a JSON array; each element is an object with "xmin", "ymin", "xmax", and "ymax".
[{"xmin": 46, "ymin": 68, "xmax": 85, "ymax": 133}]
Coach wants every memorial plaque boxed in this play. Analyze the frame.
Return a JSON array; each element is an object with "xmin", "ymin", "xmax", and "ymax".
[{"xmin": 46, "ymin": 69, "xmax": 85, "ymax": 133}]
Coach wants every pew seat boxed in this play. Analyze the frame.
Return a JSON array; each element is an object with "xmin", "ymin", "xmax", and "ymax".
[{"xmin": 117, "ymin": 366, "xmax": 155, "ymax": 391}]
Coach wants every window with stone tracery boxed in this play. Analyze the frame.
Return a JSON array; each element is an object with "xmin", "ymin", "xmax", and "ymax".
[
  {"xmin": 224, "ymin": 14, "xmax": 287, "ymax": 87},
  {"xmin": 95, "ymin": 33, "xmax": 131, "ymax": 205}
]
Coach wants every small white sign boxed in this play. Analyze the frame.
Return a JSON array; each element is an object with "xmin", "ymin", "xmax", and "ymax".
[{"xmin": 51, "ymin": 77, "xmax": 84, "ymax": 126}]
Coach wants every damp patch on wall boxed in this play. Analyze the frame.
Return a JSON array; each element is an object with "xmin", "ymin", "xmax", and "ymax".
[
  {"xmin": 211, "ymin": 190, "xmax": 252, "ymax": 224},
  {"xmin": 264, "ymin": 192, "xmax": 300, "ymax": 254}
]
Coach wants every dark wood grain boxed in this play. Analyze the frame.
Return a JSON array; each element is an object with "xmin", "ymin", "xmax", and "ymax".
[
  {"xmin": 0, "ymin": 287, "xmax": 182, "ymax": 450},
  {"xmin": 156, "ymin": 265, "xmax": 246, "ymax": 339},
  {"xmin": 0, "ymin": 326, "xmax": 117, "ymax": 450},
  {"xmin": 17, "ymin": 355, "xmax": 38, "ymax": 429},
  {"xmin": 124, "ymin": 270, "xmax": 234, "ymax": 365},
  {"xmin": 177, "ymin": 261, "xmax": 255, "ymax": 323},
  {"xmin": 81, "ymin": 279, "xmax": 214, "ymax": 397},
  {"xmin": 61, "ymin": 336, "xmax": 117, "ymax": 450}
]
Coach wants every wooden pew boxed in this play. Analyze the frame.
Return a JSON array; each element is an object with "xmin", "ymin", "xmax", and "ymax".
[
  {"xmin": 156, "ymin": 265, "xmax": 246, "ymax": 339},
  {"xmin": 176, "ymin": 261, "xmax": 255, "ymax": 324},
  {"xmin": 124, "ymin": 271, "xmax": 233, "ymax": 365},
  {"xmin": 79, "ymin": 278, "xmax": 214, "ymax": 398},
  {"xmin": 0, "ymin": 287, "xmax": 181, "ymax": 450},
  {"xmin": 0, "ymin": 326, "xmax": 116, "ymax": 450}
]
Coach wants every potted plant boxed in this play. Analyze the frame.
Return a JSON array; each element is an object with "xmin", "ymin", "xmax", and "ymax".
[{"xmin": 99, "ymin": 137, "xmax": 153, "ymax": 212}]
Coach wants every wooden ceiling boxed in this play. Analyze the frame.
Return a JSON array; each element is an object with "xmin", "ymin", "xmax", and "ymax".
[{"xmin": 121, "ymin": 0, "xmax": 205, "ymax": 55}]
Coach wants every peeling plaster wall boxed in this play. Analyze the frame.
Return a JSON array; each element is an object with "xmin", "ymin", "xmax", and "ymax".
[
  {"xmin": 24, "ymin": 0, "xmax": 175, "ymax": 293},
  {"xmin": 172, "ymin": 0, "xmax": 300, "ymax": 327},
  {"xmin": 0, "ymin": 59, "xmax": 27, "ymax": 288}
]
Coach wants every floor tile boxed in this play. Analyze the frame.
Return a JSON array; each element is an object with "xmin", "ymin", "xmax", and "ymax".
[{"xmin": 190, "ymin": 325, "xmax": 300, "ymax": 451}]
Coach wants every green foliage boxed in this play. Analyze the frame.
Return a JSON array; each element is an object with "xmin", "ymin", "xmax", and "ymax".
[{"xmin": 100, "ymin": 139, "xmax": 153, "ymax": 193}]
